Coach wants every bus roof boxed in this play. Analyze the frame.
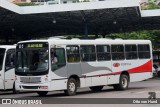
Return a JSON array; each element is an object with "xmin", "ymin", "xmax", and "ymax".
[{"xmin": 18, "ymin": 39, "xmax": 151, "ymax": 45}]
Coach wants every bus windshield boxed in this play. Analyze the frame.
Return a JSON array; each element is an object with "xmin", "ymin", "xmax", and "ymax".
[
  {"xmin": 16, "ymin": 48, "xmax": 49, "ymax": 75},
  {"xmin": 0, "ymin": 48, "xmax": 5, "ymax": 70}
]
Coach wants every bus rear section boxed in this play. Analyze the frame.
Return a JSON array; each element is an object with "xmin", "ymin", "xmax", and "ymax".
[{"xmin": 0, "ymin": 45, "xmax": 16, "ymax": 93}]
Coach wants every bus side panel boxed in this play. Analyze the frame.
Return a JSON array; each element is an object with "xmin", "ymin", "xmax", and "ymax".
[
  {"xmin": 50, "ymin": 79, "xmax": 67, "ymax": 91},
  {"xmin": 81, "ymin": 62, "xmax": 111, "ymax": 87},
  {"xmin": 92, "ymin": 76, "xmax": 107, "ymax": 86},
  {"xmin": 130, "ymin": 72, "xmax": 152, "ymax": 82},
  {"xmin": 80, "ymin": 78, "xmax": 86, "ymax": 87},
  {"xmin": 67, "ymin": 63, "xmax": 82, "ymax": 77},
  {"xmin": 0, "ymin": 78, "xmax": 4, "ymax": 89},
  {"xmin": 4, "ymin": 68, "xmax": 15, "ymax": 89},
  {"xmin": 91, "ymin": 61, "xmax": 112, "ymax": 86},
  {"xmin": 85, "ymin": 77, "xmax": 92, "ymax": 87},
  {"xmin": 51, "ymin": 71, "xmax": 67, "ymax": 80},
  {"xmin": 107, "ymin": 75, "xmax": 120, "ymax": 85}
]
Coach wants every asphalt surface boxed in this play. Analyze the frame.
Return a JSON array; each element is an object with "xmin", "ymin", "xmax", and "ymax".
[{"xmin": 0, "ymin": 77, "xmax": 160, "ymax": 107}]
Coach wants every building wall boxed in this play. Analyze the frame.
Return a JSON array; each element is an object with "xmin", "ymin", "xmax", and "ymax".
[{"xmin": 140, "ymin": 0, "xmax": 148, "ymax": 3}]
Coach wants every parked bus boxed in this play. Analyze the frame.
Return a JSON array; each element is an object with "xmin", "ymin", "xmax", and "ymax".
[
  {"xmin": 15, "ymin": 39, "xmax": 153, "ymax": 96},
  {"xmin": 0, "ymin": 45, "xmax": 17, "ymax": 93}
]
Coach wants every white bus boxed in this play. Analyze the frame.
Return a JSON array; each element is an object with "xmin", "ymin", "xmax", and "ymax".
[
  {"xmin": 0, "ymin": 45, "xmax": 17, "ymax": 93},
  {"xmin": 15, "ymin": 39, "xmax": 153, "ymax": 96}
]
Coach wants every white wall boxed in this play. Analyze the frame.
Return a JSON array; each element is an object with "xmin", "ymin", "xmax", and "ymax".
[{"xmin": 0, "ymin": 0, "xmax": 22, "ymax": 14}]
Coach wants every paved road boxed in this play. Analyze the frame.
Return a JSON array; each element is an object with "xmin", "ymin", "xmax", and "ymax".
[{"xmin": 0, "ymin": 78, "xmax": 160, "ymax": 107}]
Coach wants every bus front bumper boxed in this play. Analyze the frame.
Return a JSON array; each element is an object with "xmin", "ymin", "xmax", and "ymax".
[{"xmin": 15, "ymin": 82, "xmax": 51, "ymax": 91}]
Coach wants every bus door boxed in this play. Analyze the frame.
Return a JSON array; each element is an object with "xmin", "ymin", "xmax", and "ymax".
[
  {"xmin": 0, "ymin": 48, "xmax": 6, "ymax": 89},
  {"xmin": 51, "ymin": 48, "xmax": 67, "ymax": 80},
  {"xmin": 4, "ymin": 49, "xmax": 15, "ymax": 89}
]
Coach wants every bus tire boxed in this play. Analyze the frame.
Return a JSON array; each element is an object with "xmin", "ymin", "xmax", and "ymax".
[
  {"xmin": 89, "ymin": 86, "xmax": 103, "ymax": 92},
  {"xmin": 113, "ymin": 74, "xmax": 129, "ymax": 90},
  {"xmin": 64, "ymin": 78, "xmax": 77, "ymax": 96},
  {"xmin": 13, "ymin": 82, "xmax": 19, "ymax": 94},
  {"xmin": 37, "ymin": 91, "xmax": 48, "ymax": 96}
]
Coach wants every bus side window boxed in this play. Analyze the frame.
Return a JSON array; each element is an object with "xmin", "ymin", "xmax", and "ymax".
[
  {"xmin": 80, "ymin": 45, "xmax": 96, "ymax": 62},
  {"xmin": 51, "ymin": 48, "xmax": 58, "ymax": 64},
  {"xmin": 5, "ymin": 49, "xmax": 15, "ymax": 71},
  {"xmin": 125, "ymin": 45, "xmax": 138, "ymax": 60},
  {"xmin": 111, "ymin": 45, "xmax": 125, "ymax": 60},
  {"xmin": 138, "ymin": 44, "xmax": 150, "ymax": 59},
  {"xmin": 66, "ymin": 45, "xmax": 80, "ymax": 63},
  {"xmin": 96, "ymin": 45, "xmax": 111, "ymax": 61}
]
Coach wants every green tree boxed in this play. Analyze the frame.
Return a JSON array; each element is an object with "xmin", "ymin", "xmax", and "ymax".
[{"xmin": 105, "ymin": 30, "xmax": 160, "ymax": 50}]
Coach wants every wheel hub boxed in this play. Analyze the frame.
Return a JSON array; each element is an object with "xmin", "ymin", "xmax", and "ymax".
[
  {"xmin": 122, "ymin": 78, "xmax": 127, "ymax": 88},
  {"xmin": 69, "ymin": 82, "xmax": 75, "ymax": 92}
]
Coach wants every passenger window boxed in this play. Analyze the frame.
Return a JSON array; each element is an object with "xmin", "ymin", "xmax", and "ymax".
[
  {"xmin": 5, "ymin": 49, "xmax": 15, "ymax": 71},
  {"xmin": 125, "ymin": 45, "xmax": 138, "ymax": 60},
  {"xmin": 96, "ymin": 45, "xmax": 111, "ymax": 61},
  {"xmin": 51, "ymin": 48, "xmax": 66, "ymax": 71},
  {"xmin": 66, "ymin": 46, "xmax": 80, "ymax": 63},
  {"xmin": 80, "ymin": 45, "xmax": 96, "ymax": 62},
  {"xmin": 111, "ymin": 45, "xmax": 124, "ymax": 60},
  {"xmin": 138, "ymin": 45, "xmax": 150, "ymax": 59}
]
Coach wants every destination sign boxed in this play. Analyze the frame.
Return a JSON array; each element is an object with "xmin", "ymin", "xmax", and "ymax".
[
  {"xmin": 27, "ymin": 44, "xmax": 43, "ymax": 48},
  {"xmin": 17, "ymin": 42, "xmax": 48, "ymax": 49}
]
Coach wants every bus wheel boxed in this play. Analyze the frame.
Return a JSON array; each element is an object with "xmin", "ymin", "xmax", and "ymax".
[
  {"xmin": 89, "ymin": 86, "xmax": 103, "ymax": 92},
  {"xmin": 113, "ymin": 74, "xmax": 129, "ymax": 90},
  {"xmin": 13, "ymin": 82, "xmax": 19, "ymax": 94},
  {"xmin": 64, "ymin": 78, "xmax": 77, "ymax": 96},
  {"xmin": 37, "ymin": 91, "xmax": 48, "ymax": 96}
]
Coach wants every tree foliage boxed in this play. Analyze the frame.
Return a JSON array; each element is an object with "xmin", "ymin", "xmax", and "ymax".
[
  {"xmin": 105, "ymin": 30, "xmax": 160, "ymax": 49},
  {"xmin": 141, "ymin": 0, "xmax": 160, "ymax": 10},
  {"xmin": 16, "ymin": 3, "xmax": 38, "ymax": 6}
]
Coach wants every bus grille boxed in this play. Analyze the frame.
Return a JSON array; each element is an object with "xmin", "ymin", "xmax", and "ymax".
[
  {"xmin": 22, "ymin": 86, "xmax": 39, "ymax": 89},
  {"xmin": 20, "ymin": 77, "xmax": 41, "ymax": 83}
]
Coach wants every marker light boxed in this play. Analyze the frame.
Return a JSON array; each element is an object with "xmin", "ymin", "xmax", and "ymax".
[{"xmin": 39, "ymin": 86, "xmax": 48, "ymax": 89}]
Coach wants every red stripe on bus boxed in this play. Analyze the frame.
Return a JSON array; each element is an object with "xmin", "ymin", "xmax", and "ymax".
[
  {"xmin": 96, "ymin": 59, "xmax": 152, "ymax": 77},
  {"xmin": 128, "ymin": 59, "xmax": 152, "ymax": 73},
  {"xmin": 96, "ymin": 72, "xmax": 121, "ymax": 77}
]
